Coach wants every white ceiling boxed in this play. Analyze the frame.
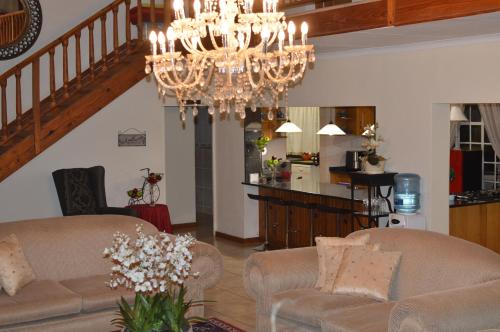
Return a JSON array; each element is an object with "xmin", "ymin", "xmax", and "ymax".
[{"xmin": 310, "ymin": 11, "xmax": 500, "ymax": 54}]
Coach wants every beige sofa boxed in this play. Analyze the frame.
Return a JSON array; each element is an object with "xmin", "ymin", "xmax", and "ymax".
[
  {"xmin": 0, "ymin": 215, "xmax": 223, "ymax": 332},
  {"xmin": 244, "ymin": 228, "xmax": 500, "ymax": 332}
]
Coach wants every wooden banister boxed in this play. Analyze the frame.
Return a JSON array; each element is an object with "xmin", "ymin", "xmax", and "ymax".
[{"xmin": 0, "ymin": 0, "xmax": 144, "ymax": 155}]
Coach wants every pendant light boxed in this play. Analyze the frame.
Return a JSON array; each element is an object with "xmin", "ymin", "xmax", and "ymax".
[
  {"xmin": 275, "ymin": 107, "xmax": 302, "ymax": 133},
  {"xmin": 450, "ymin": 104, "xmax": 468, "ymax": 122},
  {"xmin": 317, "ymin": 108, "xmax": 346, "ymax": 136},
  {"xmin": 276, "ymin": 120, "xmax": 303, "ymax": 133}
]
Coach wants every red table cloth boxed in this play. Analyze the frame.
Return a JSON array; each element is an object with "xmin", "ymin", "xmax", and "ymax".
[{"xmin": 128, "ymin": 204, "xmax": 173, "ymax": 234}]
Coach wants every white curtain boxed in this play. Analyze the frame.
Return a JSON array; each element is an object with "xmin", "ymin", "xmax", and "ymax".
[
  {"xmin": 450, "ymin": 122, "xmax": 458, "ymax": 149},
  {"xmin": 479, "ymin": 104, "xmax": 500, "ymax": 159},
  {"xmin": 286, "ymin": 107, "xmax": 320, "ymax": 154}
]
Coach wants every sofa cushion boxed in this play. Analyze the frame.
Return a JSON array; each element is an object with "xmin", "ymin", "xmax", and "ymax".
[
  {"xmin": 321, "ymin": 302, "xmax": 396, "ymax": 332},
  {"xmin": 0, "ymin": 280, "xmax": 81, "ymax": 326},
  {"xmin": 333, "ymin": 246, "xmax": 401, "ymax": 301},
  {"xmin": 272, "ymin": 288, "xmax": 377, "ymax": 328},
  {"xmin": 61, "ymin": 274, "xmax": 135, "ymax": 312},
  {"xmin": 315, "ymin": 234, "xmax": 371, "ymax": 290},
  {"xmin": 0, "ymin": 234, "xmax": 36, "ymax": 296}
]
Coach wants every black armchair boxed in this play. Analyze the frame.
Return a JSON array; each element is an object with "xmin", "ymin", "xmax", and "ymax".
[{"xmin": 52, "ymin": 166, "xmax": 137, "ymax": 217}]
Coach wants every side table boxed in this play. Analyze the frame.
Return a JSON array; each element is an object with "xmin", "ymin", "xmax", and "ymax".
[{"xmin": 127, "ymin": 204, "xmax": 173, "ymax": 234}]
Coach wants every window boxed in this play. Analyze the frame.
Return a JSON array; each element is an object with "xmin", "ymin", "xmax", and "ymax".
[{"xmin": 458, "ymin": 104, "xmax": 500, "ymax": 190}]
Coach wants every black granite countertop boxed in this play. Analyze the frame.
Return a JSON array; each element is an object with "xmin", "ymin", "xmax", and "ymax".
[
  {"xmin": 449, "ymin": 197, "xmax": 500, "ymax": 208},
  {"xmin": 242, "ymin": 179, "xmax": 366, "ymax": 201}
]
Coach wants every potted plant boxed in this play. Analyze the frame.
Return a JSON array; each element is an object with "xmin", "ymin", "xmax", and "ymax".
[
  {"xmin": 361, "ymin": 123, "xmax": 387, "ymax": 174},
  {"xmin": 103, "ymin": 225, "xmax": 204, "ymax": 332}
]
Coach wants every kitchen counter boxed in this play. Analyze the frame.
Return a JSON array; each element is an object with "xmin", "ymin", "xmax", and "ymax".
[
  {"xmin": 290, "ymin": 160, "xmax": 320, "ymax": 166},
  {"xmin": 450, "ymin": 197, "xmax": 500, "ymax": 208},
  {"xmin": 242, "ymin": 179, "xmax": 366, "ymax": 201}
]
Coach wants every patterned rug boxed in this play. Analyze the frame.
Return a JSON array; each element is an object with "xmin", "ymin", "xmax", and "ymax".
[{"xmin": 192, "ymin": 318, "xmax": 246, "ymax": 332}]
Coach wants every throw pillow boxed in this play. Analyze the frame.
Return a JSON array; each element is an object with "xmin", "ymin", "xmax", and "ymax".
[
  {"xmin": 315, "ymin": 233, "xmax": 371, "ymax": 290},
  {"xmin": 0, "ymin": 234, "xmax": 36, "ymax": 296},
  {"xmin": 320, "ymin": 242, "xmax": 381, "ymax": 293},
  {"xmin": 333, "ymin": 246, "xmax": 402, "ymax": 302}
]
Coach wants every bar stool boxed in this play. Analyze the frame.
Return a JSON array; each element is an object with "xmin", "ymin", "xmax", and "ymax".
[
  {"xmin": 247, "ymin": 193, "xmax": 272, "ymax": 251},
  {"xmin": 315, "ymin": 204, "xmax": 351, "ymax": 240}
]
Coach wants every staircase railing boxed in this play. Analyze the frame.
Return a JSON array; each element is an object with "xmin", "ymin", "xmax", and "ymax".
[{"xmin": 0, "ymin": 0, "xmax": 174, "ymax": 154}]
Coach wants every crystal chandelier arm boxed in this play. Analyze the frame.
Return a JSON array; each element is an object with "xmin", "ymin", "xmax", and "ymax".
[
  {"xmin": 166, "ymin": 56, "xmax": 208, "ymax": 89},
  {"xmin": 208, "ymin": 24, "xmax": 225, "ymax": 51},
  {"xmin": 245, "ymin": 54, "xmax": 265, "ymax": 89}
]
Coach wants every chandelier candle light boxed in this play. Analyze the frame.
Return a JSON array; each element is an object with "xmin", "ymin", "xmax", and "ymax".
[{"xmin": 145, "ymin": 0, "xmax": 315, "ymax": 121}]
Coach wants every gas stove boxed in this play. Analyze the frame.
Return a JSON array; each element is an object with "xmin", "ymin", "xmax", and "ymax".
[{"xmin": 455, "ymin": 189, "xmax": 500, "ymax": 203}]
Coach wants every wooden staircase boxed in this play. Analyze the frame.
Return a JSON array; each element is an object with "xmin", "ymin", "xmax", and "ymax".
[{"xmin": 0, "ymin": 0, "xmax": 155, "ymax": 183}]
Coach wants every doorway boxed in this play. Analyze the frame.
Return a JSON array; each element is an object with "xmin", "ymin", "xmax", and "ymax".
[{"xmin": 194, "ymin": 107, "xmax": 214, "ymax": 233}]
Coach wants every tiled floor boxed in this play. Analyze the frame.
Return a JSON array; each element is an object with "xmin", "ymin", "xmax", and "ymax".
[{"xmin": 175, "ymin": 220, "xmax": 257, "ymax": 331}]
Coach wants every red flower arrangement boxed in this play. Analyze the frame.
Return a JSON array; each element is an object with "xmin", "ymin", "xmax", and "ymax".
[{"xmin": 146, "ymin": 173, "xmax": 163, "ymax": 185}]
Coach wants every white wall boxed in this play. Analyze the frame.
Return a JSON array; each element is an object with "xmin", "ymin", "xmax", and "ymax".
[
  {"xmin": 0, "ymin": 79, "xmax": 166, "ymax": 222},
  {"xmin": 213, "ymin": 114, "xmax": 246, "ymax": 238},
  {"xmin": 164, "ymin": 108, "xmax": 196, "ymax": 225}
]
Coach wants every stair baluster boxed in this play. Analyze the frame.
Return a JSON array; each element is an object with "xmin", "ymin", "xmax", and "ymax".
[
  {"xmin": 101, "ymin": 14, "xmax": 108, "ymax": 71},
  {"xmin": 49, "ymin": 48, "xmax": 56, "ymax": 108},
  {"xmin": 15, "ymin": 70, "xmax": 22, "ymax": 130},
  {"xmin": 137, "ymin": 0, "xmax": 143, "ymax": 41},
  {"xmin": 75, "ymin": 31, "xmax": 82, "ymax": 89},
  {"xmin": 1, "ymin": 81, "xmax": 6, "ymax": 142},
  {"xmin": 62, "ymin": 39, "xmax": 70, "ymax": 99},
  {"xmin": 89, "ymin": 22, "xmax": 95, "ymax": 80},
  {"xmin": 150, "ymin": 0, "xmax": 156, "ymax": 29},
  {"xmin": 125, "ymin": 0, "xmax": 132, "ymax": 53},
  {"xmin": 32, "ymin": 58, "xmax": 41, "ymax": 154},
  {"xmin": 113, "ymin": 6, "xmax": 120, "ymax": 63},
  {"xmin": 164, "ymin": 0, "xmax": 170, "ymax": 28}
]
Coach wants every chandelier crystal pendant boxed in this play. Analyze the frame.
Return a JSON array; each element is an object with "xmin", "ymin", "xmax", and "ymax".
[{"xmin": 145, "ymin": 0, "xmax": 315, "ymax": 120}]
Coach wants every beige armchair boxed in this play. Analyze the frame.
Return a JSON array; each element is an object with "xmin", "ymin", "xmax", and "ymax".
[{"xmin": 244, "ymin": 228, "xmax": 500, "ymax": 332}]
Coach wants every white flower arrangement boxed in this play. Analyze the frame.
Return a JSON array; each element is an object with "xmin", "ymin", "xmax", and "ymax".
[
  {"xmin": 361, "ymin": 123, "xmax": 387, "ymax": 166},
  {"xmin": 103, "ymin": 224, "xmax": 198, "ymax": 294}
]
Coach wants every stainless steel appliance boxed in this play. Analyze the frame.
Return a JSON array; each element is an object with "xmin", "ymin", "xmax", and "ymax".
[{"xmin": 345, "ymin": 150, "xmax": 365, "ymax": 171}]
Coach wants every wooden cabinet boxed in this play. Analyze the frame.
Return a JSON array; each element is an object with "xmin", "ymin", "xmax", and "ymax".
[
  {"xmin": 450, "ymin": 202, "xmax": 500, "ymax": 254},
  {"xmin": 335, "ymin": 106, "xmax": 375, "ymax": 136},
  {"xmin": 258, "ymin": 188, "xmax": 364, "ymax": 249},
  {"xmin": 330, "ymin": 172, "xmax": 351, "ymax": 186}
]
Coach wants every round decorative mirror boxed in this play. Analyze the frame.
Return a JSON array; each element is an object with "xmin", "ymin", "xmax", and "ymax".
[{"xmin": 0, "ymin": 0, "xmax": 42, "ymax": 60}]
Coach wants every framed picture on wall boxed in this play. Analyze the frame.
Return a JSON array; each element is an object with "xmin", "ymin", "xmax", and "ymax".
[{"xmin": 118, "ymin": 128, "xmax": 146, "ymax": 147}]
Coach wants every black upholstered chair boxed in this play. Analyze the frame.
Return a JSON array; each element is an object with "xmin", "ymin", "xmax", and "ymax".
[{"xmin": 52, "ymin": 166, "xmax": 137, "ymax": 217}]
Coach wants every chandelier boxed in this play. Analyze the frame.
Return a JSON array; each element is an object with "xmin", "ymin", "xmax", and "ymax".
[{"xmin": 144, "ymin": 0, "xmax": 315, "ymax": 120}]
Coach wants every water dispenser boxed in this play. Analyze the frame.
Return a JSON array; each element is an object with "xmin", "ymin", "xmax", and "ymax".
[{"xmin": 394, "ymin": 173, "xmax": 421, "ymax": 214}]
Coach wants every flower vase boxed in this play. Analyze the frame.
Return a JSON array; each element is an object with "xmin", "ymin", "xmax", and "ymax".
[
  {"xmin": 271, "ymin": 168, "xmax": 277, "ymax": 184},
  {"xmin": 362, "ymin": 159, "xmax": 386, "ymax": 174}
]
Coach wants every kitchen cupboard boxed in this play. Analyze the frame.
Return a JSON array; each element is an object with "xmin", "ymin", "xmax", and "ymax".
[
  {"xmin": 258, "ymin": 187, "xmax": 365, "ymax": 249},
  {"xmin": 335, "ymin": 106, "xmax": 375, "ymax": 135},
  {"xmin": 449, "ymin": 202, "xmax": 500, "ymax": 254}
]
